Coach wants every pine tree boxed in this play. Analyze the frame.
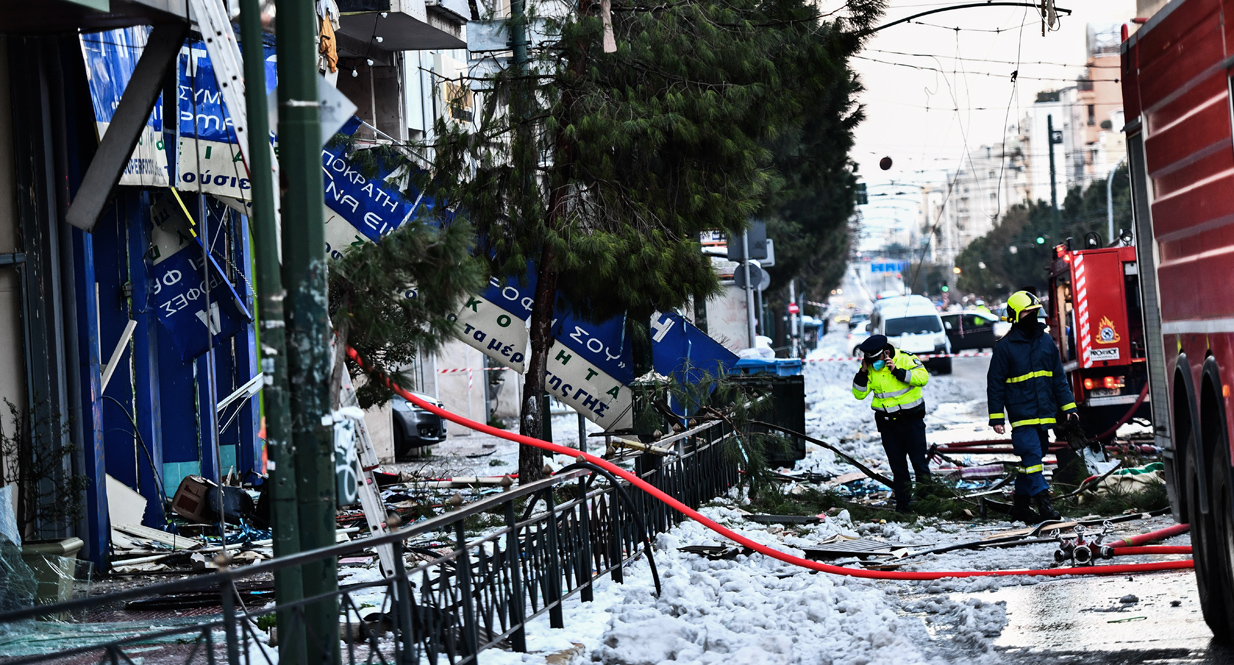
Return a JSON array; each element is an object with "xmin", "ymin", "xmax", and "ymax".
[
  {"xmin": 428, "ymin": 0, "xmax": 884, "ymax": 481},
  {"xmin": 760, "ymin": 26, "xmax": 870, "ymax": 301},
  {"xmin": 329, "ymin": 214, "xmax": 484, "ymax": 408}
]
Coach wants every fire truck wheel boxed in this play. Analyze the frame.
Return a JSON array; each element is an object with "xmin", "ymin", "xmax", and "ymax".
[
  {"xmin": 1188, "ymin": 435, "xmax": 1234, "ymax": 638},
  {"xmin": 1208, "ymin": 436, "xmax": 1234, "ymax": 639}
]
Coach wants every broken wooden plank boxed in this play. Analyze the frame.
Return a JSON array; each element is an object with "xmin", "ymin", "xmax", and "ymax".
[{"xmin": 112, "ymin": 523, "xmax": 203, "ymax": 550}]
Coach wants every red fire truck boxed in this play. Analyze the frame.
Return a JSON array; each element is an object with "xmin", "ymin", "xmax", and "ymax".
[
  {"xmin": 1045, "ymin": 241, "xmax": 1151, "ymax": 439},
  {"xmin": 1123, "ymin": 0, "xmax": 1234, "ymax": 637}
]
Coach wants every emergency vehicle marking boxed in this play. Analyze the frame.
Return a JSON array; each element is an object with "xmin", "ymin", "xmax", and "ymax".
[
  {"xmin": 1089, "ymin": 347, "xmax": 1120, "ymax": 360},
  {"xmin": 1074, "ymin": 253, "xmax": 1095, "ymax": 368},
  {"xmin": 1097, "ymin": 316, "xmax": 1121, "ymax": 344}
]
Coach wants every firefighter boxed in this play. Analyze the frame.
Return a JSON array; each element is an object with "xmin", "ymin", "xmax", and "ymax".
[
  {"xmin": 852, "ymin": 335, "xmax": 931, "ymax": 512},
  {"xmin": 987, "ymin": 290, "xmax": 1078, "ymax": 524}
]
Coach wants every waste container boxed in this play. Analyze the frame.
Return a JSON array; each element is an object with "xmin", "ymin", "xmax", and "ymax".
[{"xmin": 729, "ymin": 359, "xmax": 806, "ymax": 467}]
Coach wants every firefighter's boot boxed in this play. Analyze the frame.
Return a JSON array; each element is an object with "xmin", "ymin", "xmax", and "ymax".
[
  {"xmin": 1010, "ymin": 493, "xmax": 1040, "ymax": 524},
  {"xmin": 1033, "ymin": 491, "xmax": 1061, "ymax": 521}
]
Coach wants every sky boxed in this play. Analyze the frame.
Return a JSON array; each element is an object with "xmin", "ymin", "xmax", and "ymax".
[{"xmin": 837, "ymin": 0, "xmax": 1137, "ymax": 251}]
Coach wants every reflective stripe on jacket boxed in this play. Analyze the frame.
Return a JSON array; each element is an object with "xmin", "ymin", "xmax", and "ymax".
[
  {"xmin": 852, "ymin": 349, "xmax": 929, "ymax": 413},
  {"xmin": 987, "ymin": 323, "xmax": 1077, "ymax": 428}
]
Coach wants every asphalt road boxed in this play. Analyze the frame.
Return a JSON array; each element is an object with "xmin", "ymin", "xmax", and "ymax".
[
  {"xmin": 931, "ymin": 359, "xmax": 1226, "ymax": 663},
  {"xmin": 975, "ymin": 570, "xmax": 1234, "ymax": 663}
]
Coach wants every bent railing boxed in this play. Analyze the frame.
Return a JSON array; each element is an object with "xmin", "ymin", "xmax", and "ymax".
[{"xmin": 0, "ymin": 419, "xmax": 740, "ymax": 665}]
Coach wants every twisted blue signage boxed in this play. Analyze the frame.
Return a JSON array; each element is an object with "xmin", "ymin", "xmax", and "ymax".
[
  {"xmin": 80, "ymin": 27, "xmax": 170, "ymax": 187},
  {"xmin": 149, "ymin": 195, "xmax": 250, "ymax": 361},
  {"xmin": 547, "ymin": 311, "xmax": 634, "ymax": 430}
]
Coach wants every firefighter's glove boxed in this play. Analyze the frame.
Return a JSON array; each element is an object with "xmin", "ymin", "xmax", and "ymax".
[
  {"xmin": 890, "ymin": 367, "xmax": 910, "ymax": 383},
  {"xmin": 854, "ymin": 369, "xmax": 869, "ymax": 388},
  {"xmin": 1066, "ymin": 411, "xmax": 1080, "ymax": 424}
]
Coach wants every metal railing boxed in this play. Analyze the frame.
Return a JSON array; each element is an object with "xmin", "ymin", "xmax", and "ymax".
[{"xmin": 0, "ymin": 419, "xmax": 739, "ymax": 665}]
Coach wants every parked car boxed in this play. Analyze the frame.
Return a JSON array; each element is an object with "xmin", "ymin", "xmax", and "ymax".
[
  {"xmin": 941, "ymin": 311, "xmax": 1008, "ymax": 352},
  {"xmin": 870, "ymin": 295, "xmax": 951, "ymax": 374},
  {"xmin": 392, "ymin": 392, "xmax": 448, "ymax": 459},
  {"xmin": 847, "ymin": 312, "xmax": 869, "ymax": 331}
]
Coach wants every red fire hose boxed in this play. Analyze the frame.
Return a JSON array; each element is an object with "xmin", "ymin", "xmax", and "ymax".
[
  {"xmin": 348, "ymin": 347, "xmax": 1193, "ymax": 580},
  {"xmin": 1107, "ymin": 523, "xmax": 1189, "ymax": 548},
  {"xmin": 1108, "ymin": 545, "xmax": 1192, "ymax": 556}
]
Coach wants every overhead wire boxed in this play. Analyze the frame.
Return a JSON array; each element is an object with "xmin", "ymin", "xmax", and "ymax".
[
  {"xmin": 909, "ymin": 17, "xmax": 1039, "ymax": 34},
  {"xmin": 866, "ymin": 48, "xmax": 1121, "ymax": 69},
  {"xmin": 989, "ymin": 5, "xmax": 1028, "ymax": 222},
  {"xmin": 902, "ymin": 33, "xmax": 977, "ymax": 292},
  {"xmin": 854, "ymin": 55, "xmax": 1120, "ymax": 83},
  {"xmin": 865, "ymin": 97, "xmax": 1124, "ymax": 111}
]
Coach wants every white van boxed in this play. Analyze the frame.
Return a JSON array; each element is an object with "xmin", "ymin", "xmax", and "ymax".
[{"xmin": 868, "ymin": 295, "xmax": 951, "ymax": 374}]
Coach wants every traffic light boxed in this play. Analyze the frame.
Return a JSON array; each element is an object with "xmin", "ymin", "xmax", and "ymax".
[
  {"xmin": 941, "ymin": 285, "xmax": 949, "ymax": 292},
  {"xmin": 1035, "ymin": 236, "xmax": 1045, "ymax": 245},
  {"xmin": 856, "ymin": 183, "xmax": 868, "ymax": 205}
]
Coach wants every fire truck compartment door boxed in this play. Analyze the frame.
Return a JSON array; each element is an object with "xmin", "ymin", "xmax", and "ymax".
[{"xmin": 1073, "ymin": 250, "xmax": 1133, "ymax": 368}]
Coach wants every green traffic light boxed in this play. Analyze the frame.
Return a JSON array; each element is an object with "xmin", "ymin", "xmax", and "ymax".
[
  {"xmin": 941, "ymin": 286, "xmax": 949, "ymax": 292},
  {"xmin": 1035, "ymin": 236, "xmax": 1045, "ymax": 244}
]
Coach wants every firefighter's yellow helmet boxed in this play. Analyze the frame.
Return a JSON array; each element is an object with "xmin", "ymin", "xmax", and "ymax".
[{"xmin": 1006, "ymin": 291, "xmax": 1042, "ymax": 322}]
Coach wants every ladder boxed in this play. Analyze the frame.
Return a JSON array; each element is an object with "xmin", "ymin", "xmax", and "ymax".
[
  {"xmin": 338, "ymin": 367, "xmax": 398, "ymax": 578},
  {"xmin": 187, "ymin": 0, "xmax": 281, "ymax": 217},
  {"xmin": 191, "ymin": 0, "xmax": 393, "ymax": 575}
]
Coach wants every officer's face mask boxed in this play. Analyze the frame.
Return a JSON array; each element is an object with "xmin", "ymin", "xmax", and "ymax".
[{"xmin": 872, "ymin": 359, "xmax": 887, "ymax": 371}]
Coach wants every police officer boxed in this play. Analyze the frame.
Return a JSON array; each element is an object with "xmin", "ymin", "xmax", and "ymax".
[
  {"xmin": 987, "ymin": 290, "xmax": 1078, "ymax": 524},
  {"xmin": 852, "ymin": 335, "xmax": 931, "ymax": 512}
]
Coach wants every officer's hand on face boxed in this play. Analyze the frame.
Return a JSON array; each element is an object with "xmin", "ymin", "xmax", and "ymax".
[{"xmin": 993, "ymin": 424, "xmax": 1005, "ymax": 435}]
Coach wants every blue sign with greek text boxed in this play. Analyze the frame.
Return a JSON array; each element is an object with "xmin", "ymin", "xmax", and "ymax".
[
  {"xmin": 320, "ymin": 127, "xmax": 435, "ymax": 242},
  {"xmin": 149, "ymin": 196, "xmax": 250, "ymax": 361},
  {"xmin": 552, "ymin": 312, "xmax": 634, "ymax": 385},
  {"xmin": 80, "ymin": 27, "xmax": 170, "ymax": 185},
  {"xmin": 482, "ymin": 263, "xmax": 536, "ymax": 321},
  {"xmin": 179, "ymin": 39, "xmax": 277, "ymax": 143},
  {"xmin": 152, "ymin": 250, "xmax": 248, "ymax": 362}
]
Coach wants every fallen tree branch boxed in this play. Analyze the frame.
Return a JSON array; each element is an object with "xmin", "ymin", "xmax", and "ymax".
[{"xmin": 746, "ymin": 420, "xmax": 894, "ymax": 489}]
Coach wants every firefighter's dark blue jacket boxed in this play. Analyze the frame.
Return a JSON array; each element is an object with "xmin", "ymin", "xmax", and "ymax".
[{"xmin": 987, "ymin": 322, "xmax": 1077, "ymax": 428}]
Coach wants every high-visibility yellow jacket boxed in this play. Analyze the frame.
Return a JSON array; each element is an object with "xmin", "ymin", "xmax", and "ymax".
[{"xmin": 852, "ymin": 349, "xmax": 929, "ymax": 413}]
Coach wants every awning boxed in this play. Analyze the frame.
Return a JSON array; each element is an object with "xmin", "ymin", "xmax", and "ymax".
[
  {"xmin": 337, "ymin": 11, "xmax": 466, "ymax": 53},
  {"xmin": 1, "ymin": 0, "xmax": 186, "ymax": 34}
]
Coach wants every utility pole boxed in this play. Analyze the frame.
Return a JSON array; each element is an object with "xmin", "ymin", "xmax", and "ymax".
[
  {"xmin": 511, "ymin": 0, "xmax": 528, "ymax": 69},
  {"xmin": 274, "ymin": 0, "xmax": 338, "ymax": 662},
  {"xmin": 239, "ymin": 2, "xmax": 302, "ymax": 662},
  {"xmin": 1048, "ymin": 114, "xmax": 1059, "ymax": 245},
  {"xmin": 741, "ymin": 230, "xmax": 756, "ymax": 348}
]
